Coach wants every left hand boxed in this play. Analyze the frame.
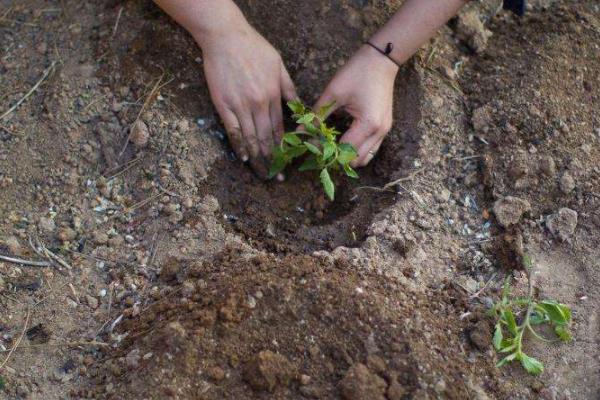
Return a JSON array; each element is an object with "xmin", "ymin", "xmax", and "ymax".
[{"xmin": 313, "ymin": 44, "xmax": 399, "ymax": 167}]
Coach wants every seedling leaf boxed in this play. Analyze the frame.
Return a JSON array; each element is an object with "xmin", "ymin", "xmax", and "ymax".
[
  {"xmin": 496, "ymin": 353, "xmax": 517, "ymax": 367},
  {"xmin": 520, "ymin": 354, "xmax": 544, "ymax": 375},
  {"xmin": 304, "ymin": 142, "xmax": 322, "ymax": 155},
  {"xmin": 286, "ymin": 145, "xmax": 307, "ymax": 159},
  {"xmin": 297, "ymin": 112, "xmax": 316, "ymax": 126},
  {"xmin": 283, "ymin": 133, "xmax": 302, "ymax": 146},
  {"xmin": 299, "ymin": 155, "xmax": 320, "ymax": 171},
  {"xmin": 502, "ymin": 310, "xmax": 518, "ymax": 336},
  {"xmin": 338, "ymin": 143, "xmax": 358, "ymax": 164},
  {"xmin": 343, "ymin": 163, "xmax": 359, "ymax": 179},
  {"xmin": 317, "ymin": 101, "xmax": 336, "ymax": 119},
  {"xmin": 320, "ymin": 169, "xmax": 335, "ymax": 201},
  {"xmin": 323, "ymin": 141, "xmax": 336, "ymax": 161},
  {"xmin": 287, "ymin": 99, "xmax": 305, "ymax": 115},
  {"xmin": 555, "ymin": 325, "xmax": 572, "ymax": 342},
  {"xmin": 538, "ymin": 301, "xmax": 570, "ymax": 326},
  {"xmin": 493, "ymin": 324, "xmax": 503, "ymax": 350}
]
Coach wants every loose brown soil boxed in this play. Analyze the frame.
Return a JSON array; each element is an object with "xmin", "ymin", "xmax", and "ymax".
[{"xmin": 1, "ymin": 0, "xmax": 599, "ymax": 399}]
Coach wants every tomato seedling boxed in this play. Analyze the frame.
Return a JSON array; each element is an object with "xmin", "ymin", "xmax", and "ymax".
[
  {"xmin": 490, "ymin": 255, "xmax": 572, "ymax": 375},
  {"xmin": 268, "ymin": 100, "xmax": 359, "ymax": 201}
]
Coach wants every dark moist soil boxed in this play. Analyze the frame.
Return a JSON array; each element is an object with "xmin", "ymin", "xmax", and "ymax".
[
  {"xmin": 80, "ymin": 248, "xmax": 505, "ymax": 400},
  {"xmin": 200, "ymin": 126, "xmax": 406, "ymax": 253}
]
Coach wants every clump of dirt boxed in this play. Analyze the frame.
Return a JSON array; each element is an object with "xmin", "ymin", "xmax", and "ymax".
[{"xmin": 79, "ymin": 248, "xmax": 505, "ymax": 399}]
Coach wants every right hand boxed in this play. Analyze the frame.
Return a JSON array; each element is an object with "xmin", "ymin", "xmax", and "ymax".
[{"xmin": 196, "ymin": 25, "xmax": 297, "ymax": 178}]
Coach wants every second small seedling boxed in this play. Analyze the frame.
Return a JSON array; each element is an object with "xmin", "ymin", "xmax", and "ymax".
[
  {"xmin": 490, "ymin": 255, "xmax": 572, "ymax": 375},
  {"xmin": 268, "ymin": 100, "xmax": 359, "ymax": 201}
]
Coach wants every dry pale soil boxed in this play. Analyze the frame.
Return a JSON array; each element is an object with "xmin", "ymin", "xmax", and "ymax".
[{"xmin": 0, "ymin": 0, "xmax": 598, "ymax": 399}]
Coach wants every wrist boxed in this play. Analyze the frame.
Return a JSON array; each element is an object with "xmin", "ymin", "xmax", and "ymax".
[
  {"xmin": 360, "ymin": 44, "xmax": 400, "ymax": 78},
  {"xmin": 189, "ymin": 7, "xmax": 252, "ymax": 51}
]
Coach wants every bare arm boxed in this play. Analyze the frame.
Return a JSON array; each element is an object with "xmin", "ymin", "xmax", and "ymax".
[
  {"xmin": 315, "ymin": 0, "xmax": 467, "ymax": 167},
  {"xmin": 153, "ymin": 0, "xmax": 297, "ymax": 178},
  {"xmin": 371, "ymin": 0, "xmax": 467, "ymax": 66}
]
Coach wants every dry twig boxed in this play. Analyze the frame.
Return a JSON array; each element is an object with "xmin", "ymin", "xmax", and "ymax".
[
  {"xmin": 0, "ymin": 254, "xmax": 52, "ymax": 268},
  {"xmin": 0, "ymin": 307, "xmax": 31, "ymax": 371},
  {"xmin": 0, "ymin": 61, "xmax": 56, "ymax": 121},
  {"xmin": 355, "ymin": 168, "xmax": 423, "ymax": 193},
  {"xmin": 0, "ymin": 340, "xmax": 108, "ymax": 353},
  {"xmin": 112, "ymin": 7, "xmax": 124, "ymax": 38}
]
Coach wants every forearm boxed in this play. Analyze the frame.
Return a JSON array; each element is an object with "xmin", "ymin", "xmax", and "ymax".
[
  {"xmin": 371, "ymin": 0, "xmax": 467, "ymax": 65},
  {"xmin": 153, "ymin": 0, "xmax": 251, "ymax": 48}
]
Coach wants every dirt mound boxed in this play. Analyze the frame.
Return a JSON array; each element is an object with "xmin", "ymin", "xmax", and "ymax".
[{"xmin": 78, "ymin": 249, "xmax": 502, "ymax": 399}]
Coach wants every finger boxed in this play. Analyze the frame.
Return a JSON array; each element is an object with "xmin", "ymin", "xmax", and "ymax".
[
  {"xmin": 238, "ymin": 111, "xmax": 260, "ymax": 159},
  {"xmin": 254, "ymin": 105, "xmax": 274, "ymax": 158},
  {"xmin": 270, "ymin": 99, "xmax": 285, "ymax": 143},
  {"xmin": 340, "ymin": 119, "xmax": 375, "ymax": 150},
  {"xmin": 354, "ymin": 136, "xmax": 384, "ymax": 167},
  {"xmin": 217, "ymin": 105, "xmax": 248, "ymax": 162},
  {"xmin": 280, "ymin": 68, "xmax": 298, "ymax": 102}
]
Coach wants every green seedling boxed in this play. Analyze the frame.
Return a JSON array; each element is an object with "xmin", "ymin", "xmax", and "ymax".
[
  {"xmin": 0, "ymin": 375, "xmax": 5, "ymax": 390},
  {"xmin": 268, "ymin": 100, "xmax": 359, "ymax": 200},
  {"xmin": 490, "ymin": 256, "xmax": 572, "ymax": 375}
]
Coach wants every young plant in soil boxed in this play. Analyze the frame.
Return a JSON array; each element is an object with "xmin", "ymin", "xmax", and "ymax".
[
  {"xmin": 490, "ymin": 255, "xmax": 572, "ymax": 375},
  {"xmin": 268, "ymin": 100, "xmax": 359, "ymax": 200}
]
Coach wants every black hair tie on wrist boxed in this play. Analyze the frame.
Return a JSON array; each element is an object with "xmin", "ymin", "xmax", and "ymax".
[{"xmin": 365, "ymin": 41, "xmax": 401, "ymax": 68}]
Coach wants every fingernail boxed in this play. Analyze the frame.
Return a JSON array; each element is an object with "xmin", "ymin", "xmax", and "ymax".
[
  {"xmin": 242, "ymin": 155, "xmax": 249, "ymax": 162},
  {"xmin": 276, "ymin": 173, "xmax": 285, "ymax": 182}
]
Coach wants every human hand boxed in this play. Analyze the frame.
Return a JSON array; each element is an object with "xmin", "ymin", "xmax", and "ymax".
[
  {"xmin": 195, "ymin": 23, "xmax": 297, "ymax": 178},
  {"xmin": 313, "ymin": 45, "xmax": 399, "ymax": 167}
]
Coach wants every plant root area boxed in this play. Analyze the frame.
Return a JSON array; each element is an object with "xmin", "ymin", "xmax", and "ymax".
[{"xmin": 0, "ymin": 0, "xmax": 599, "ymax": 399}]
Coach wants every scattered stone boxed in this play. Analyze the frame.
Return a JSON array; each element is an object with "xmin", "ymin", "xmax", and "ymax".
[
  {"xmin": 39, "ymin": 217, "xmax": 56, "ymax": 233},
  {"xmin": 243, "ymin": 350, "xmax": 294, "ymax": 392},
  {"xmin": 434, "ymin": 379, "xmax": 447, "ymax": 394},
  {"xmin": 538, "ymin": 156, "xmax": 556, "ymax": 177},
  {"xmin": 339, "ymin": 363, "xmax": 387, "ymax": 400},
  {"xmin": 468, "ymin": 320, "xmax": 491, "ymax": 351},
  {"xmin": 130, "ymin": 120, "xmax": 150, "ymax": 149},
  {"xmin": 299, "ymin": 384, "xmax": 326, "ymax": 398},
  {"xmin": 435, "ymin": 188, "xmax": 451, "ymax": 203},
  {"xmin": 86, "ymin": 294, "xmax": 99, "ymax": 309},
  {"xmin": 159, "ymin": 258, "xmax": 181, "ymax": 282},
  {"xmin": 93, "ymin": 231, "xmax": 109, "ymax": 245},
  {"xmin": 299, "ymin": 374, "xmax": 312, "ymax": 386},
  {"xmin": 198, "ymin": 195, "xmax": 220, "ymax": 213},
  {"xmin": 206, "ymin": 366, "xmax": 226, "ymax": 382},
  {"xmin": 559, "ymin": 172, "xmax": 576, "ymax": 194},
  {"xmin": 546, "ymin": 208, "xmax": 578, "ymax": 241},
  {"xmin": 454, "ymin": 10, "xmax": 493, "ymax": 53},
  {"xmin": 471, "ymin": 105, "xmax": 494, "ymax": 132},
  {"xmin": 4, "ymin": 235, "xmax": 23, "ymax": 255},
  {"xmin": 58, "ymin": 227, "xmax": 77, "ymax": 242},
  {"xmin": 386, "ymin": 379, "xmax": 407, "ymax": 400},
  {"xmin": 108, "ymin": 235, "xmax": 124, "ymax": 247},
  {"xmin": 493, "ymin": 196, "xmax": 531, "ymax": 227},
  {"xmin": 125, "ymin": 349, "xmax": 141, "ymax": 369}
]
